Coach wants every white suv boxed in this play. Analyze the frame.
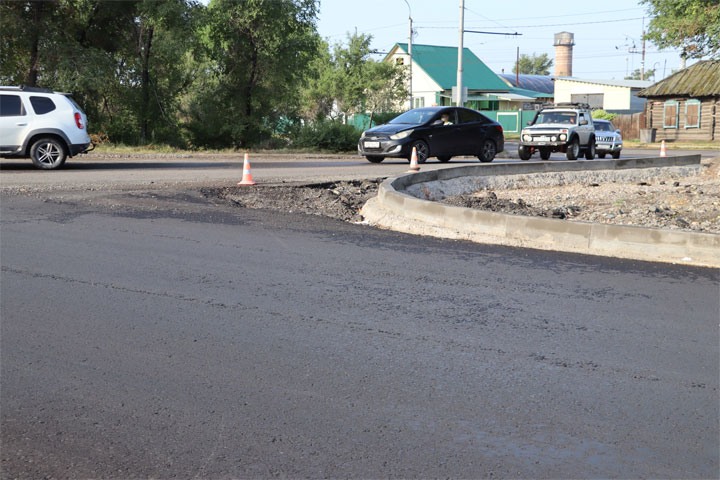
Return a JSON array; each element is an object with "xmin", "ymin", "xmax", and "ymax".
[
  {"xmin": 518, "ymin": 103, "xmax": 596, "ymax": 161},
  {"xmin": 0, "ymin": 86, "xmax": 93, "ymax": 169}
]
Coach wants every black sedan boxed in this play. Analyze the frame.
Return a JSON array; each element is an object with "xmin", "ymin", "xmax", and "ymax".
[{"xmin": 357, "ymin": 106, "xmax": 504, "ymax": 164}]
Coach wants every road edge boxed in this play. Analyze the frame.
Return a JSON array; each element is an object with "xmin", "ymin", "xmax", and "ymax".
[{"xmin": 360, "ymin": 155, "xmax": 720, "ymax": 268}]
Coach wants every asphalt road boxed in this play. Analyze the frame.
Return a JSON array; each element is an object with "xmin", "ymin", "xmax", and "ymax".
[
  {"xmin": 0, "ymin": 145, "xmax": 717, "ymax": 190},
  {"xmin": 1, "ymin": 189, "xmax": 718, "ymax": 478}
]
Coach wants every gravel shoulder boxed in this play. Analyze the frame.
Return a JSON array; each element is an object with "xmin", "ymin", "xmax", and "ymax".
[{"xmin": 439, "ymin": 157, "xmax": 719, "ymax": 234}]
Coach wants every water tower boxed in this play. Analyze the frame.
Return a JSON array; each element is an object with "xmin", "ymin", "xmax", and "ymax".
[{"xmin": 554, "ymin": 32, "xmax": 574, "ymax": 77}]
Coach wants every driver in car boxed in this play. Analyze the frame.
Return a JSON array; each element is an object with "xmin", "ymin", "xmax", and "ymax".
[{"xmin": 441, "ymin": 113, "xmax": 453, "ymax": 125}]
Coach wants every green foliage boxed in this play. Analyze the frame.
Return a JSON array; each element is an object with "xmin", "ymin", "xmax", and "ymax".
[
  {"xmin": 300, "ymin": 33, "xmax": 408, "ymax": 123},
  {"xmin": 625, "ymin": 68, "xmax": 656, "ymax": 80},
  {"xmin": 0, "ymin": 0, "xmax": 200, "ymax": 147},
  {"xmin": 183, "ymin": 0, "xmax": 321, "ymax": 148},
  {"xmin": 592, "ymin": 109, "xmax": 618, "ymax": 121},
  {"xmin": 512, "ymin": 53, "xmax": 553, "ymax": 75},
  {"xmin": 1, "ymin": 0, "xmax": 386, "ymax": 150},
  {"xmin": 642, "ymin": 0, "xmax": 720, "ymax": 59},
  {"xmin": 290, "ymin": 120, "xmax": 361, "ymax": 152},
  {"xmin": 371, "ymin": 111, "xmax": 404, "ymax": 125}
]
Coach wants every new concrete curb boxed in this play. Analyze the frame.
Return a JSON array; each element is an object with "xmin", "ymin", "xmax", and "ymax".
[{"xmin": 360, "ymin": 155, "xmax": 720, "ymax": 268}]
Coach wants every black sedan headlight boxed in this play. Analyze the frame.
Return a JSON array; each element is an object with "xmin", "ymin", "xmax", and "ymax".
[{"xmin": 390, "ymin": 129, "xmax": 414, "ymax": 140}]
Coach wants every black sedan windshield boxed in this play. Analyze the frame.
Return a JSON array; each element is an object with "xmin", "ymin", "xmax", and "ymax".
[{"xmin": 388, "ymin": 109, "xmax": 439, "ymax": 125}]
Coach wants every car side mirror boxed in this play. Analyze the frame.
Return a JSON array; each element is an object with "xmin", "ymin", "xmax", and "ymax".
[
  {"xmin": 580, "ymin": 120, "xmax": 588, "ymax": 125},
  {"xmin": 616, "ymin": 129, "xmax": 621, "ymax": 134}
]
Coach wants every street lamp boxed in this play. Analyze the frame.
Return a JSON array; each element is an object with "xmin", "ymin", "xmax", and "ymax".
[
  {"xmin": 402, "ymin": 0, "xmax": 412, "ymax": 109},
  {"xmin": 652, "ymin": 62, "xmax": 661, "ymax": 81}
]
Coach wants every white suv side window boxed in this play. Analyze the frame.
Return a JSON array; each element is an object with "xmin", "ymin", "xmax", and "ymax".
[
  {"xmin": 29, "ymin": 96, "xmax": 56, "ymax": 115},
  {"xmin": 0, "ymin": 95, "xmax": 27, "ymax": 117}
]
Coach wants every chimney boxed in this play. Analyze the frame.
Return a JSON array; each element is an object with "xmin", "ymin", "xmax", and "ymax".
[{"xmin": 554, "ymin": 32, "xmax": 574, "ymax": 77}]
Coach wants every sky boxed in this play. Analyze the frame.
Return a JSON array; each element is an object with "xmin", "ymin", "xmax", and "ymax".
[{"xmin": 315, "ymin": 0, "xmax": 698, "ymax": 82}]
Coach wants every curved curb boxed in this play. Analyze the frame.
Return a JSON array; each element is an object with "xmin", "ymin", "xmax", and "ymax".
[{"xmin": 360, "ymin": 155, "xmax": 720, "ymax": 268}]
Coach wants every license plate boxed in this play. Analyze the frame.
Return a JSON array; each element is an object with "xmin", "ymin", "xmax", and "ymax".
[
  {"xmin": 364, "ymin": 141, "xmax": 380, "ymax": 148},
  {"xmin": 536, "ymin": 136, "xmax": 551, "ymax": 142}
]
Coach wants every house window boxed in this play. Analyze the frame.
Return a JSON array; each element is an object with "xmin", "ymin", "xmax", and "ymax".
[
  {"xmin": 685, "ymin": 99, "xmax": 701, "ymax": 129},
  {"xmin": 413, "ymin": 97, "xmax": 424, "ymax": 108},
  {"xmin": 663, "ymin": 101, "xmax": 678, "ymax": 129},
  {"xmin": 395, "ymin": 57, "xmax": 404, "ymax": 66}
]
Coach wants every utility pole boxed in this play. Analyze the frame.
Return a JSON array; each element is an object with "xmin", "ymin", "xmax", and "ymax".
[
  {"xmin": 403, "ymin": 0, "xmax": 412, "ymax": 109},
  {"xmin": 516, "ymin": 46, "xmax": 520, "ymax": 86},
  {"xmin": 455, "ymin": 0, "xmax": 519, "ymax": 107},
  {"xmin": 456, "ymin": 0, "xmax": 464, "ymax": 107},
  {"xmin": 640, "ymin": 18, "xmax": 646, "ymax": 80}
]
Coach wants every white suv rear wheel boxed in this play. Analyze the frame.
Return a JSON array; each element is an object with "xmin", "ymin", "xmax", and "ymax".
[{"xmin": 30, "ymin": 137, "xmax": 67, "ymax": 169}]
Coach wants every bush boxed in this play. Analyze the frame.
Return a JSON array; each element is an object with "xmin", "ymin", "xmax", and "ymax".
[
  {"xmin": 290, "ymin": 120, "xmax": 362, "ymax": 152},
  {"xmin": 592, "ymin": 109, "xmax": 618, "ymax": 121},
  {"xmin": 371, "ymin": 111, "xmax": 404, "ymax": 126}
]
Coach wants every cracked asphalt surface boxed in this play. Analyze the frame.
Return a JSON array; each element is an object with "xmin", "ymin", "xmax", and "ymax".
[{"xmin": 1, "ymin": 187, "xmax": 718, "ymax": 479}]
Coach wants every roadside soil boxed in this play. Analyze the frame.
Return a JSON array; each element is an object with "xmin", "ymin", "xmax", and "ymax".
[
  {"xmin": 440, "ymin": 157, "xmax": 720, "ymax": 234},
  {"xmin": 204, "ymin": 157, "xmax": 719, "ymax": 234},
  {"xmin": 202, "ymin": 179, "xmax": 381, "ymax": 223}
]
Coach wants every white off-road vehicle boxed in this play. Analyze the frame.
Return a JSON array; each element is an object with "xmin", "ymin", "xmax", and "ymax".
[
  {"xmin": 0, "ymin": 85, "xmax": 93, "ymax": 169},
  {"xmin": 518, "ymin": 103, "xmax": 596, "ymax": 161}
]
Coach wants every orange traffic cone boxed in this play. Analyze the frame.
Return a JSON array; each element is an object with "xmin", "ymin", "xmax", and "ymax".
[
  {"xmin": 238, "ymin": 153, "xmax": 256, "ymax": 186},
  {"xmin": 660, "ymin": 140, "xmax": 667, "ymax": 157},
  {"xmin": 407, "ymin": 147, "xmax": 420, "ymax": 173}
]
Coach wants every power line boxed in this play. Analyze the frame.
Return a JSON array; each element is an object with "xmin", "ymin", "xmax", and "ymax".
[
  {"xmin": 417, "ymin": 7, "xmax": 644, "ymax": 25},
  {"xmin": 469, "ymin": 6, "xmax": 644, "ymax": 22},
  {"xmin": 416, "ymin": 17, "xmax": 644, "ymax": 30}
]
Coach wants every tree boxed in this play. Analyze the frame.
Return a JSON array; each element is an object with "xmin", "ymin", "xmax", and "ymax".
[
  {"xmin": 363, "ymin": 61, "xmax": 407, "ymax": 129},
  {"xmin": 185, "ymin": 0, "xmax": 321, "ymax": 148},
  {"xmin": 512, "ymin": 53, "xmax": 553, "ymax": 75},
  {"xmin": 300, "ymin": 33, "xmax": 407, "ymax": 125},
  {"xmin": 641, "ymin": 0, "xmax": 720, "ymax": 59},
  {"xmin": 625, "ymin": 68, "xmax": 656, "ymax": 80},
  {"xmin": 0, "ymin": 0, "xmax": 199, "ymax": 146}
]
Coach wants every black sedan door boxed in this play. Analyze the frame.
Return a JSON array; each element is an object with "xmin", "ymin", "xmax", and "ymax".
[
  {"xmin": 455, "ymin": 108, "xmax": 489, "ymax": 155},
  {"xmin": 426, "ymin": 109, "xmax": 461, "ymax": 156}
]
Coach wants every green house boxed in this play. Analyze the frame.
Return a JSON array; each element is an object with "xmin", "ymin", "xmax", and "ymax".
[{"xmin": 384, "ymin": 43, "xmax": 548, "ymax": 112}]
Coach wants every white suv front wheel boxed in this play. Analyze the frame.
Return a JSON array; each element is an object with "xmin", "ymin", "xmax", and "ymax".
[{"xmin": 30, "ymin": 137, "xmax": 67, "ymax": 169}]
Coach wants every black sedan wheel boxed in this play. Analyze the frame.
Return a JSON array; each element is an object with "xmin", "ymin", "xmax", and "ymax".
[
  {"xmin": 365, "ymin": 155, "xmax": 385, "ymax": 163},
  {"xmin": 437, "ymin": 155, "xmax": 452, "ymax": 163},
  {"xmin": 477, "ymin": 139, "xmax": 496, "ymax": 163},
  {"xmin": 409, "ymin": 140, "xmax": 429, "ymax": 164}
]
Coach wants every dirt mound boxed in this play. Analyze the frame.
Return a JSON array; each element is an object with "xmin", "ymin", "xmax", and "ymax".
[
  {"xmin": 202, "ymin": 179, "xmax": 380, "ymax": 222},
  {"xmin": 441, "ymin": 191, "xmax": 583, "ymax": 219}
]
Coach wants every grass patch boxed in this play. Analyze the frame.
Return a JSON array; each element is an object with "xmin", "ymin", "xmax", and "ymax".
[{"xmin": 92, "ymin": 143, "xmax": 359, "ymax": 156}]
